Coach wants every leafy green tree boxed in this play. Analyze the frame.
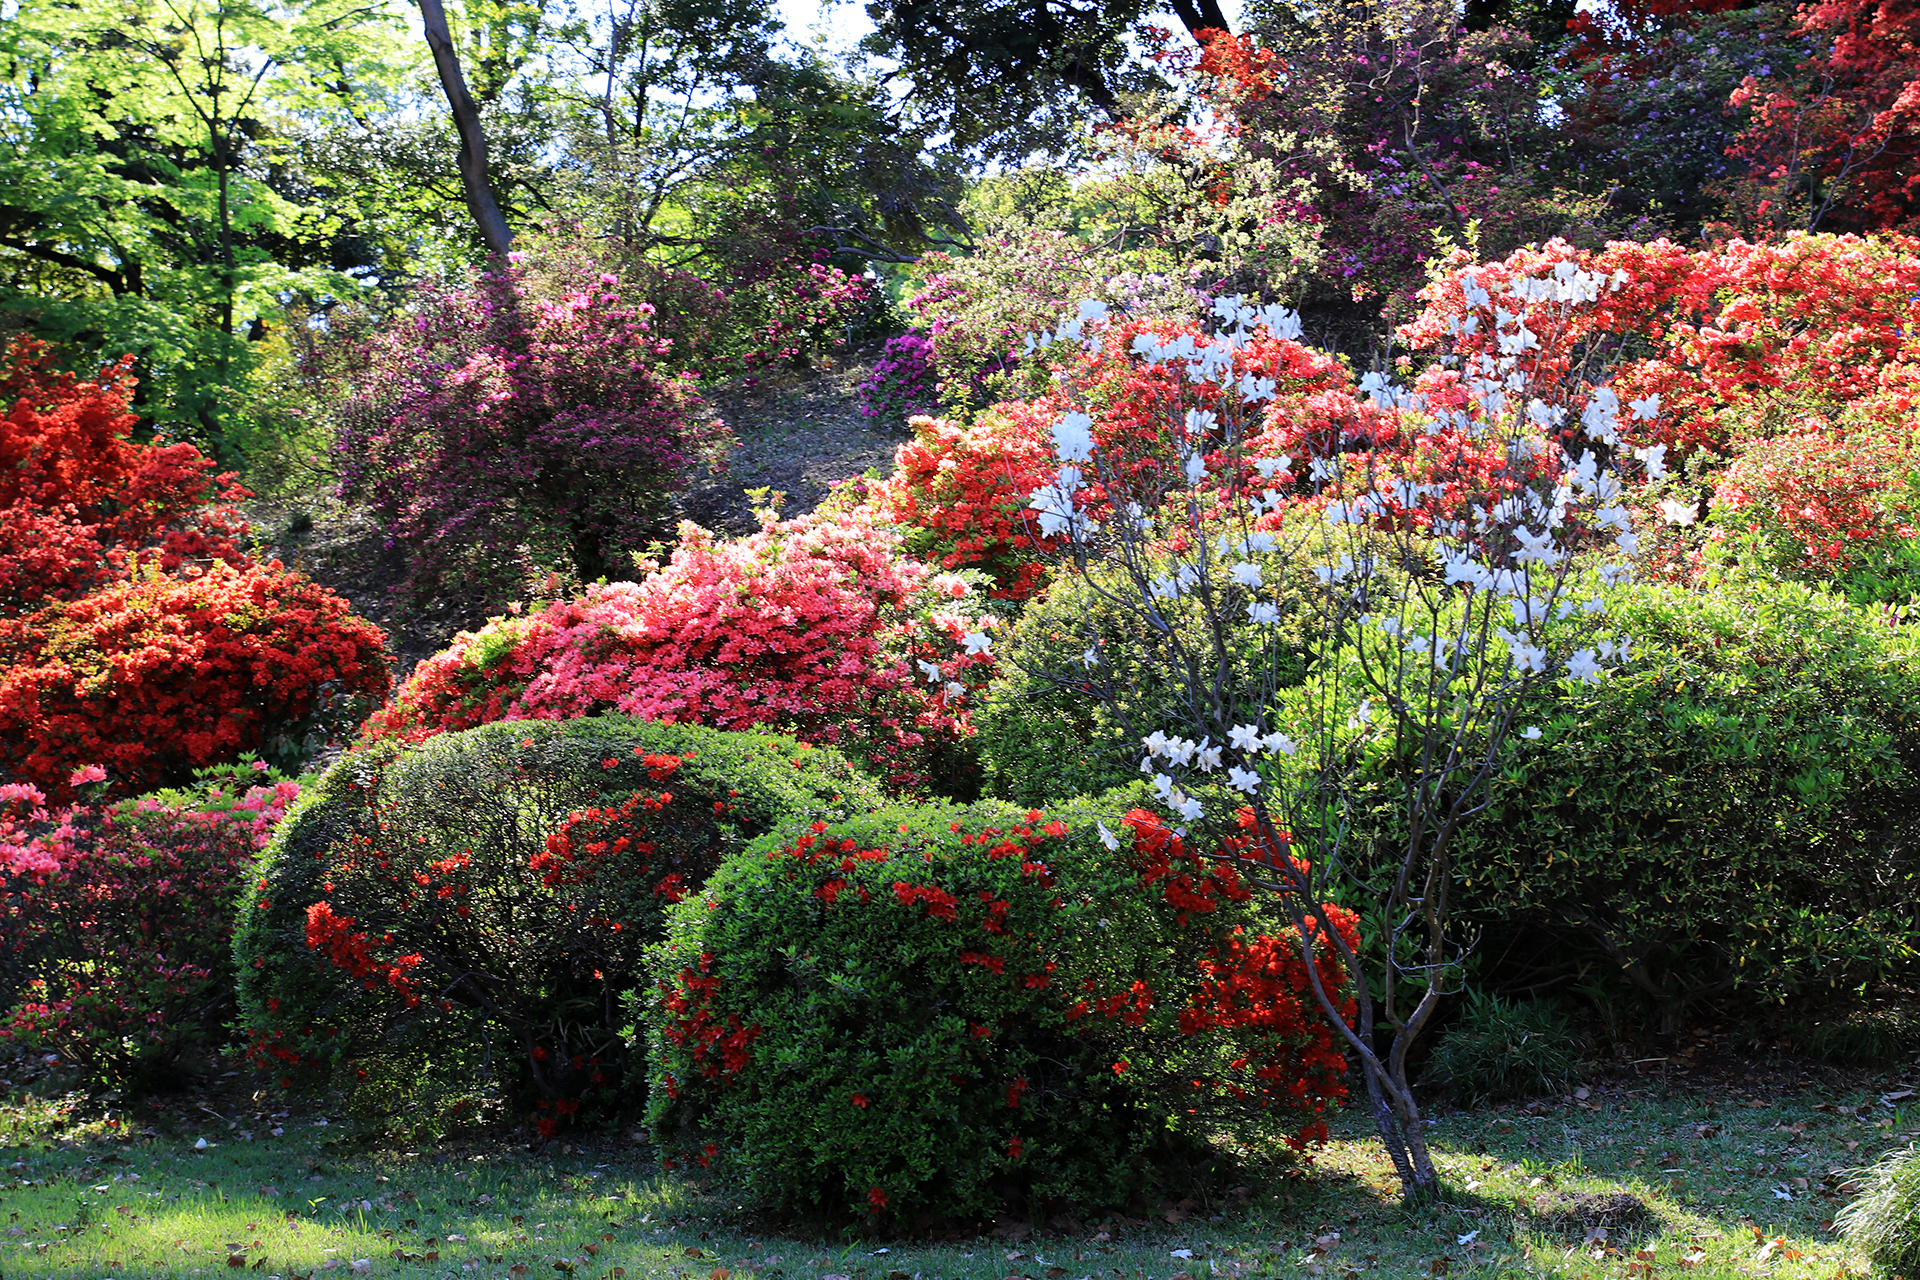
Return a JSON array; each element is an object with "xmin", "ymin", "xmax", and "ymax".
[{"xmin": 0, "ymin": 0, "xmax": 407, "ymax": 445}]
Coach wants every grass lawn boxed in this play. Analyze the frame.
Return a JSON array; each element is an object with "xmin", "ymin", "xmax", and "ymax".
[{"xmin": 0, "ymin": 1063, "xmax": 1911, "ymax": 1280}]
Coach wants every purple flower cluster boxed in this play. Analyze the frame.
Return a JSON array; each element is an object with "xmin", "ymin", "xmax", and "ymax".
[
  {"xmin": 332, "ymin": 259, "xmax": 733, "ymax": 601},
  {"xmin": 856, "ymin": 332, "xmax": 939, "ymax": 424}
]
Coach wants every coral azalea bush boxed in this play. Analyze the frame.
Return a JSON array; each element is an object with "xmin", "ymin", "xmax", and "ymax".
[
  {"xmin": 365, "ymin": 511, "xmax": 997, "ymax": 794},
  {"xmin": 646, "ymin": 795, "xmax": 1355, "ymax": 1226}
]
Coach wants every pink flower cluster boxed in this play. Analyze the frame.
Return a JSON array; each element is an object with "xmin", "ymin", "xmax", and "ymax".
[{"xmin": 365, "ymin": 510, "xmax": 997, "ymax": 793}]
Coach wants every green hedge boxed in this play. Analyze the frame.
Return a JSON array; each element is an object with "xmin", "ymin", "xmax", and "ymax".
[
  {"xmin": 642, "ymin": 790, "xmax": 1356, "ymax": 1227},
  {"xmin": 1340, "ymin": 574, "xmax": 1920, "ymax": 1026},
  {"xmin": 234, "ymin": 717, "xmax": 886, "ymax": 1129}
]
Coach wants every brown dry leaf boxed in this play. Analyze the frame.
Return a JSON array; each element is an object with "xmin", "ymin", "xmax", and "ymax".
[
  {"xmin": 227, "ymin": 1256, "xmax": 247, "ymax": 1269},
  {"xmin": 1163, "ymin": 1209, "xmax": 1187, "ymax": 1225},
  {"xmin": 1429, "ymin": 1259, "xmax": 1450, "ymax": 1276},
  {"xmin": 684, "ymin": 1248, "xmax": 705, "ymax": 1259},
  {"xmin": 709, "ymin": 1269, "xmax": 732, "ymax": 1280}
]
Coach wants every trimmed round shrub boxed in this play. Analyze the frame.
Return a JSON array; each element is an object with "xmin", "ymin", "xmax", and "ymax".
[
  {"xmin": 0, "ymin": 560, "xmax": 390, "ymax": 802},
  {"xmin": 1423, "ymin": 990, "xmax": 1586, "ymax": 1103},
  {"xmin": 1836, "ymin": 1143, "xmax": 1920, "ymax": 1275},
  {"xmin": 643, "ymin": 793, "xmax": 1356, "ymax": 1227},
  {"xmin": 0, "ymin": 762, "xmax": 300, "ymax": 1092},
  {"xmin": 1331, "ymin": 571, "xmax": 1920, "ymax": 1026},
  {"xmin": 235, "ymin": 717, "xmax": 886, "ymax": 1132}
]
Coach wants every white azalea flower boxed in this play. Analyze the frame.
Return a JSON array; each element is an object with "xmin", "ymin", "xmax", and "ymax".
[
  {"xmin": 961, "ymin": 631, "xmax": 993, "ymax": 656},
  {"xmin": 1228, "ymin": 723, "xmax": 1264, "ymax": 752},
  {"xmin": 1230, "ymin": 561, "xmax": 1263, "ymax": 588},
  {"xmin": 1227, "ymin": 766, "xmax": 1261, "ymax": 794}
]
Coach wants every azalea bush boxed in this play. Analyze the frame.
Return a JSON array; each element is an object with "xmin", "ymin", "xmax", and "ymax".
[
  {"xmin": 906, "ymin": 229, "xmax": 1129, "ymax": 411},
  {"xmin": 854, "ymin": 332, "xmax": 938, "ymax": 426},
  {"xmin": 0, "ymin": 761, "xmax": 299, "ymax": 1092},
  {"xmin": 330, "ymin": 248, "xmax": 734, "ymax": 602},
  {"xmin": 235, "ymin": 717, "xmax": 885, "ymax": 1131},
  {"xmin": 0, "ymin": 559, "xmax": 389, "ymax": 802},
  {"xmin": 645, "ymin": 795, "xmax": 1354, "ymax": 1226},
  {"xmin": 363, "ymin": 510, "xmax": 998, "ymax": 795},
  {"xmin": 0, "ymin": 338, "xmax": 249, "ymax": 617}
]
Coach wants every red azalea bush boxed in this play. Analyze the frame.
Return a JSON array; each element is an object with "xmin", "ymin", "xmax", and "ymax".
[
  {"xmin": 330, "ymin": 249, "xmax": 734, "ymax": 601},
  {"xmin": 1711, "ymin": 421, "xmax": 1920, "ymax": 578},
  {"xmin": 234, "ymin": 718, "xmax": 886, "ymax": 1131},
  {"xmin": 1399, "ymin": 233, "xmax": 1920, "ymax": 460},
  {"xmin": 0, "ymin": 560, "xmax": 390, "ymax": 802},
  {"xmin": 0, "ymin": 339, "xmax": 249, "ymax": 617},
  {"xmin": 363, "ymin": 510, "xmax": 997, "ymax": 795},
  {"xmin": 0, "ymin": 762, "xmax": 299, "ymax": 1091},
  {"xmin": 876, "ymin": 406, "xmax": 1065, "ymax": 600},
  {"xmin": 645, "ymin": 794, "xmax": 1355, "ymax": 1226}
]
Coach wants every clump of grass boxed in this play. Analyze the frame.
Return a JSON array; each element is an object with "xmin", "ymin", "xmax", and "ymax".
[
  {"xmin": 1424, "ymin": 989, "xmax": 1586, "ymax": 1104},
  {"xmin": 1836, "ymin": 1143, "xmax": 1920, "ymax": 1274},
  {"xmin": 1801, "ymin": 1003, "xmax": 1920, "ymax": 1065}
]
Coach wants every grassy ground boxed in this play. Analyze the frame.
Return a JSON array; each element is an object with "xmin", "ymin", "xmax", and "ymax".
[{"xmin": 0, "ymin": 1064, "xmax": 1912, "ymax": 1280}]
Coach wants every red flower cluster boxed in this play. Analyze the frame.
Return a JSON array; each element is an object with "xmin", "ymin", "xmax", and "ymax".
[
  {"xmin": 0, "ymin": 560, "xmax": 390, "ymax": 802},
  {"xmin": 0, "ymin": 339, "xmax": 250, "ymax": 617}
]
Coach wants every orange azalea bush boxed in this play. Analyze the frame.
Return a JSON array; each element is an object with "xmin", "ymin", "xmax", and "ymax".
[
  {"xmin": 0, "ymin": 561, "xmax": 389, "ymax": 802},
  {"xmin": 646, "ymin": 796, "xmax": 1355, "ymax": 1226}
]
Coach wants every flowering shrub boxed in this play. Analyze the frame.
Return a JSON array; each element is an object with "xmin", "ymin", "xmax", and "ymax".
[
  {"xmin": 0, "ymin": 560, "xmax": 389, "ymax": 803},
  {"xmin": 644, "ymin": 792, "xmax": 1354, "ymax": 1226},
  {"xmin": 906, "ymin": 230, "xmax": 1130, "ymax": 410},
  {"xmin": 1321, "ymin": 570, "xmax": 1920, "ymax": 1027},
  {"xmin": 234, "ymin": 717, "xmax": 885, "ymax": 1130},
  {"xmin": 0, "ymin": 338, "xmax": 249, "ymax": 617},
  {"xmin": 363, "ymin": 510, "xmax": 997, "ymax": 795},
  {"xmin": 1399, "ymin": 234, "xmax": 1920, "ymax": 461},
  {"xmin": 734, "ymin": 258, "xmax": 877, "ymax": 368},
  {"xmin": 854, "ymin": 333, "xmax": 938, "ymax": 425},
  {"xmin": 0, "ymin": 761, "xmax": 298, "ymax": 1091},
  {"xmin": 876, "ymin": 406, "xmax": 1064, "ymax": 600},
  {"xmin": 1711, "ymin": 422, "xmax": 1920, "ymax": 581},
  {"xmin": 330, "ymin": 249, "xmax": 734, "ymax": 601}
]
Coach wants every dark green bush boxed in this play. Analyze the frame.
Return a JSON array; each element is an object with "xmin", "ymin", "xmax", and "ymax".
[
  {"xmin": 976, "ymin": 543, "xmax": 1347, "ymax": 806},
  {"xmin": 1423, "ymin": 990, "xmax": 1586, "ymax": 1103},
  {"xmin": 643, "ymin": 791, "xmax": 1358, "ymax": 1227},
  {"xmin": 1335, "ymin": 572, "xmax": 1920, "ymax": 1030},
  {"xmin": 234, "ymin": 717, "xmax": 885, "ymax": 1131}
]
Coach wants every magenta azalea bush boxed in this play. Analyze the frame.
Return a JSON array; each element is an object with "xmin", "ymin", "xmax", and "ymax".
[
  {"xmin": 855, "ymin": 332, "xmax": 939, "ymax": 424},
  {"xmin": 331, "ymin": 252, "xmax": 734, "ymax": 601},
  {"xmin": 0, "ymin": 761, "xmax": 300, "ymax": 1092}
]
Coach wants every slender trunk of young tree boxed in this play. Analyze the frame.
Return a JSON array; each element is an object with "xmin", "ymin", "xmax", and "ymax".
[{"xmin": 418, "ymin": 0, "xmax": 515, "ymax": 256}]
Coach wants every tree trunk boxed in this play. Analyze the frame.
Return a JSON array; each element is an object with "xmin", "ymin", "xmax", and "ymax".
[{"xmin": 417, "ymin": 0, "xmax": 515, "ymax": 256}]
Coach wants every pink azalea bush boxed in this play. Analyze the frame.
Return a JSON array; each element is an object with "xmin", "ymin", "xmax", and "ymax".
[
  {"xmin": 0, "ymin": 761, "xmax": 300, "ymax": 1090},
  {"xmin": 363, "ymin": 510, "xmax": 998, "ymax": 795}
]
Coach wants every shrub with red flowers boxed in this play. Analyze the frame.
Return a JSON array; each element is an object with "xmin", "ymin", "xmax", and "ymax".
[
  {"xmin": 329, "ymin": 246, "xmax": 734, "ymax": 602},
  {"xmin": 854, "ymin": 332, "xmax": 939, "ymax": 426},
  {"xmin": 876, "ymin": 406, "xmax": 1065, "ymax": 600},
  {"xmin": 0, "ymin": 338, "xmax": 249, "ymax": 617},
  {"xmin": 1710, "ymin": 420, "xmax": 1920, "ymax": 583},
  {"xmin": 0, "ymin": 559, "xmax": 390, "ymax": 803},
  {"xmin": 644, "ymin": 791, "xmax": 1354, "ymax": 1227},
  {"xmin": 0, "ymin": 760, "xmax": 299, "ymax": 1092},
  {"xmin": 362, "ymin": 510, "xmax": 998, "ymax": 795},
  {"xmin": 234, "ymin": 717, "xmax": 886, "ymax": 1132}
]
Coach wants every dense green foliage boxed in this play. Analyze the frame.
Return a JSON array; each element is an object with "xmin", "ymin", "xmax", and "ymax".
[
  {"xmin": 1423, "ymin": 990, "xmax": 1587, "ymax": 1103},
  {"xmin": 644, "ymin": 792, "xmax": 1355, "ymax": 1226},
  {"xmin": 234, "ymin": 717, "xmax": 885, "ymax": 1128}
]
